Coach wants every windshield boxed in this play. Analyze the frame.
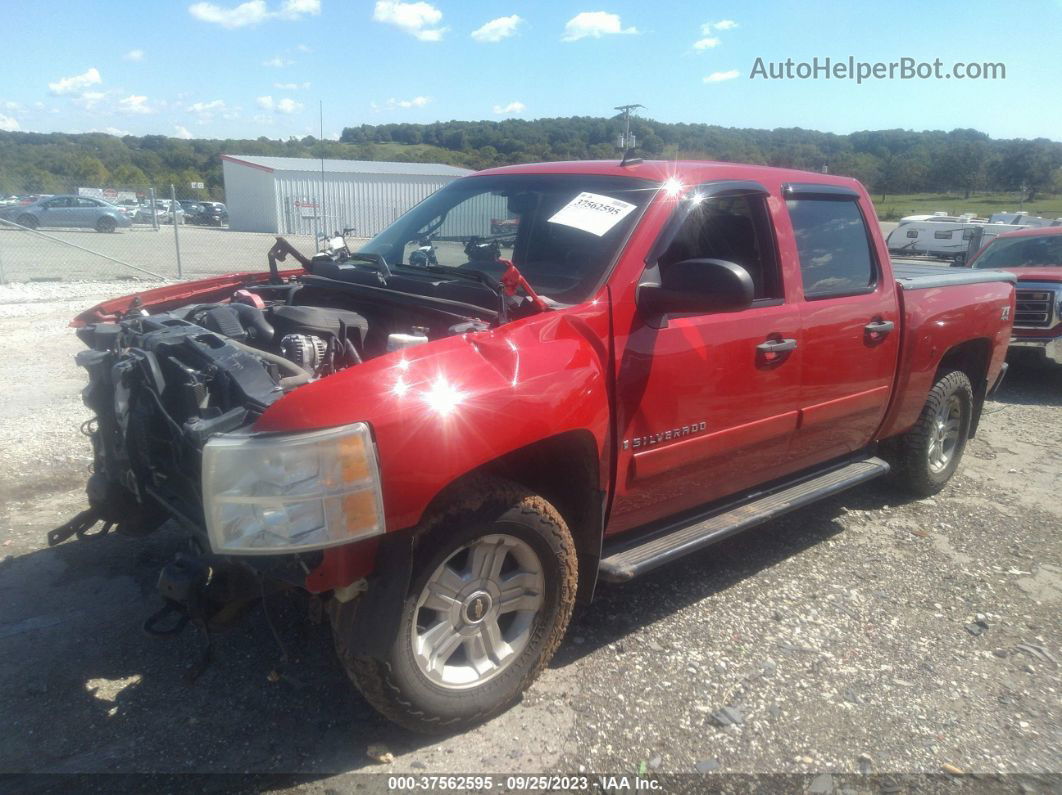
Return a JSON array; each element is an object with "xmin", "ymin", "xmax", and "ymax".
[
  {"xmin": 357, "ymin": 173, "xmax": 655, "ymax": 304},
  {"xmin": 972, "ymin": 234, "xmax": 1062, "ymax": 268}
]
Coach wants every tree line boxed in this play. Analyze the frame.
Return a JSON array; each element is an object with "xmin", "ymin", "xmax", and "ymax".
[{"xmin": 1, "ymin": 117, "xmax": 1060, "ymax": 202}]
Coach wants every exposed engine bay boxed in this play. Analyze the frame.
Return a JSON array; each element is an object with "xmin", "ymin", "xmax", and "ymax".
[{"xmin": 70, "ymin": 236, "xmax": 539, "ymax": 539}]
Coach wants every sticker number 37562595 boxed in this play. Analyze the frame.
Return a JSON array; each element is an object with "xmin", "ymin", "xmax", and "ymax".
[{"xmin": 547, "ymin": 192, "xmax": 638, "ymax": 237}]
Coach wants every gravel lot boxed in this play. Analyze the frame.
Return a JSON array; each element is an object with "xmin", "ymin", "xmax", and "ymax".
[
  {"xmin": 0, "ymin": 276, "xmax": 1058, "ymax": 788},
  {"xmin": 0, "ymin": 225, "xmax": 338, "ymax": 282}
]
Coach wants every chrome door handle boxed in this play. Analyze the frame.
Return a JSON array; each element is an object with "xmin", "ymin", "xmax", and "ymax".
[
  {"xmin": 756, "ymin": 338, "xmax": 798, "ymax": 354},
  {"xmin": 865, "ymin": 320, "xmax": 895, "ymax": 336}
]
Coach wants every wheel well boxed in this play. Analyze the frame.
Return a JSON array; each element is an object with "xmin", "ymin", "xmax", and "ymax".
[
  {"xmin": 421, "ymin": 431, "xmax": 605, "ymax": 603},
  {"xmin": 936, "ymin": 338, "xmax": 991, "ymax": 436}
]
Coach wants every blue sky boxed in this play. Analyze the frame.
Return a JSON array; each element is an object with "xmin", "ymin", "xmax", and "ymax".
[{"xmin": 1, "ymin": 0, "xmax": 1059, "ymax": 141}]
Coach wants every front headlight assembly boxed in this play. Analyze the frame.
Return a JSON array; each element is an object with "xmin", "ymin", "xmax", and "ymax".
[{"xmin": 203, "ymin": 422, "xmax": 385, "ymax": 555}]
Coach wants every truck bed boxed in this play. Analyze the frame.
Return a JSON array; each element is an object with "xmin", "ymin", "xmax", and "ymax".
[{"xmin": 891, "ymin": 261, "xmax": 1016, "ymax": 290}]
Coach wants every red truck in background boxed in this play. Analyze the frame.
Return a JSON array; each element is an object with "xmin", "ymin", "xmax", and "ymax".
[
  {"xmin": 62, "ymin": 160, "xmax": 1015, "ymax": 732},
  {"xmin": 965, "ymin": 225, "xmax": 1062, "ymax": 366}
]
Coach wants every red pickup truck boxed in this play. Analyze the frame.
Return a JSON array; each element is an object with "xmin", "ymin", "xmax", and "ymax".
[
  {"xmin": 63, "ymin": 160, "xmax": 1015, "ymax": 732},
  {"xmin": 966, "ymin": 225, "xmax": 1062, "ymax": 365}
]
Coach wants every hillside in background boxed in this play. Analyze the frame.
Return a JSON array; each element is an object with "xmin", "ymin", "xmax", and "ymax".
[{"xmin": 2, "ymin": 117, "xmax": 1060, "ymax": 215}]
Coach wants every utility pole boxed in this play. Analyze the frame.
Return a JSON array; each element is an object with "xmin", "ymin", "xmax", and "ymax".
[
  {"xmin": 614, "ymin": 103, "xmax": 645, "ymax": 151},
  {"xmin": 319, "ymin": 100, "xmax": 327, "ymax": 243}
]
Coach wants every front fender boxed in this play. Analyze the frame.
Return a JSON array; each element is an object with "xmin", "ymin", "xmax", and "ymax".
[{"xmin": 255, "ymin": 304, "xmax": 613, "ymax": 541}]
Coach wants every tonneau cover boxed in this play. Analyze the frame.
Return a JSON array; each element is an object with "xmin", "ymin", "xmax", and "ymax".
[{"xmin": 891, "ymin": 261, "xmax": 1016, "ymax": 290}]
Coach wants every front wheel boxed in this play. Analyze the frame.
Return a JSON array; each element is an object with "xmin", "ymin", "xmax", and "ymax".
[
  {"xmin": 16, "ymin": 214, "xmax": 38, "ymax": 230},
  {"xmin": 890, "ymin": 369, "xmax": 973, "ymax": 497},
  {"xmin": 96, "ymin": 216, "xmax": 117, "ymax": 233},
  {"xmin": 333, "ymin": 480, "xmax": 577, "ymax": 733}
]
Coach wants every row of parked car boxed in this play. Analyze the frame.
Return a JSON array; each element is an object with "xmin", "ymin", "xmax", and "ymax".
[{"xmin": 0, "ymin": 195, "xmax": 228, "ymax": 232}]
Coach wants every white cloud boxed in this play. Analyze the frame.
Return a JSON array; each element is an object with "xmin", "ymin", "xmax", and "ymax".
[
  {"xmin": 296, "ymin": 42, "xmax": 313, "ymax": 52},
  {"xmin": 48, "ymin": 67, "xmax": 102, "ymax": 96},
  {"xmin": 2, "ymin": 101, "xmax": 22, "ymax": 112},
  {"xmin": 118, "ymin": 95, "xmax": 152, "ymax": 114},
  {"xmin": 493, "ymin": 101, "xmax": 525, "ymax": 115},
  {"xmin": 385, "ymin": 95, "xmax": 430, "ymax": 109},
  {"xmin": 693, "ymin": 37, "xmax": 720, "ymax": 50},
  {"xmin": 562, "ymin": 12, "xmax": 637, "ymax": 42},
  {"xmin": 94, "ymin": 126, "xmax": 132, "ymax": 136},
  {"xmin": 175, "ymin": 125, "xmax": 194, "ymax": 139},
  {"xmin": 189, "ymin": 0, "xmax": 320, "ymax": 28},
  {"xmin": 257, "ymin": 95, "xmax": 303, "ymax": 113},
  {"xmin": 273, "ymin": 81, "xmax": 311, "ymax": 90},
  {"xmin": 713, "ymin": 19, "xmax": 738, "ymax": 30},
  {"xmin": 73, "ymin": 91, "xmax": 107, "ymax": 110},
  {"xmin": 187, "ymin": 99, "xmax": 227, "ymax": 113},
  {"xmin": 471, "ymin": 15, "xmax": 523, "ymax": 43},
  {"xmin": 123, "ymin": 49, "xmax": 145, "ymax": 61},
  {"xmin": 373, "ymin": 1, "xmax": 447, "ymax": 41},
  {"xmin": 703, "ymin": 70, "xmax": 739, "ymax": 83},
  {"xmin": 262, "ymin": 56, "xmax": 293, "ymax": 67},
  {"xmin": 0, "ymin": 113, "xmax": 19, "ymax": 132}
]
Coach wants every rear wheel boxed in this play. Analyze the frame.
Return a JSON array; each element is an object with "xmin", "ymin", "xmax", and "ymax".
[
  {"xmin": 333, "ymin": 479, "xmax": 577, "ymax": 733},
  {"xmin": 96, "ymin": 216, "xmax": 117, "ymax": 233},
  {"xmin": 890, "ymin": 369, "xmax": 973, "ymax": 497},
  {"xmin": 16, "ymin": 214, "xmax": 37, "ymax": 230}
]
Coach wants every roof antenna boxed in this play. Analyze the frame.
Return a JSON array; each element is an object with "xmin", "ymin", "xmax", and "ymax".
[{"xmin": 615, "ymin": 103, "xmax": 644, "ymax": 167}]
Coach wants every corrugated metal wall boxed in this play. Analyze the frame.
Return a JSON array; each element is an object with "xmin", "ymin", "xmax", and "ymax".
[
  {"xmin": 271, "ymin": 171, "xmax": 465, "ymax": 237},
  {"xmin": 223, "ymin": 160, "xmax": 277, "ymax": 233},
  {"xmin": 434, "ymin": 192, "xmax": 510, "ymax": 239}
]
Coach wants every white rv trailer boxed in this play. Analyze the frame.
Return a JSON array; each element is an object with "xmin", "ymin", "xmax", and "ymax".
[{"xmin": 886, "ymin": 210, "xmax": 1062, "ymax": 261}]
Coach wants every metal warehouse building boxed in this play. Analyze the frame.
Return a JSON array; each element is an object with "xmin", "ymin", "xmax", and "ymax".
[{"xmin": 221, "ymin": 155, "xmax": 473, "ymax": 236}]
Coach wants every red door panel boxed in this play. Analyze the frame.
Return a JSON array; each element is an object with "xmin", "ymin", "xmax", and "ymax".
[{"xmin": 609, "ymin": 302, "xmax": 803, "ymax": 534}]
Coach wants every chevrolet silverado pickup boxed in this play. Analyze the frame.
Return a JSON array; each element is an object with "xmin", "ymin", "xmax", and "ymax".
[
  {"xmin": 967, "ymin": 225, "xmax": 1062, "ymax": 365},
  {"xmin": 59, "ymin": 160, "xmax": 1016, "ymax": 732}
]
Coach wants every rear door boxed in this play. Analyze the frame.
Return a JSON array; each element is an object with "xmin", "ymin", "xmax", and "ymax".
[
  {"xmin": 781, "ymin": 184, "xmax": 900, "ymax": 467},
  {"xmin": 609, "ymin": 183, "xmax": 805, "ymax": 533},
  {"xmin": 73, "ymin": 197, "xmax": 104, "ymax": 228}
]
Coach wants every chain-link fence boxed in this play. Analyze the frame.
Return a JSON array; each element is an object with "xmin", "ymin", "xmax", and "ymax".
[{"xmin": 0, "ymin": 184, "xmax": 359, "ymax": 285}]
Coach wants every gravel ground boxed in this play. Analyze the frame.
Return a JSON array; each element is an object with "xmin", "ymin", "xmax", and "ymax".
[
  {"xmin": 0, "ymin": 279, "xmax": 1058, "ymax": 789},
  {"xmin": 0, "ymin": 226, "xmax": 342, "ymax": 283}
]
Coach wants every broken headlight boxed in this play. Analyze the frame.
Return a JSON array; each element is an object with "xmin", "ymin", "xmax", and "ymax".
[{"xmin": 203, "ymin": 423, "xmax": 385, "ymax": 554}]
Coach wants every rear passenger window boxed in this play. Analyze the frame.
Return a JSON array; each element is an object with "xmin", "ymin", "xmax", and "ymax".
[
  {"xmin": 786, "ymin": 199, "xmax": 876, "ymax": 298},
  {"xmin": 659, "ymin": 194, "xmax": 782, "ymax": 300}
]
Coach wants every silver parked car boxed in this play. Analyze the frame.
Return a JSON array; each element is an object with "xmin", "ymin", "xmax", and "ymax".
[
  {"xmin": 0, "ymin": 195, "xmax": 132, "ymax": 232},
  {"xmin": 137, "ymin": 199, "xmax": 185, "ymax": 225}
]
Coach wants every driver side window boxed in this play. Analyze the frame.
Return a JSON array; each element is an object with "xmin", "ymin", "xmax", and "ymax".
[{"xmin": 659, "ymin": 194, "xmax": 782, "ymax": 300}]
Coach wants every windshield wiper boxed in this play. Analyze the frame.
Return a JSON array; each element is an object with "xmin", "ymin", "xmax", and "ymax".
[
  {"xmin": 344, "ymin": 252, "xmax": 393, "ymax": 280},
  {"xmin": 398, "ymin": 261, "xmax": 549, "ymax": 320}
]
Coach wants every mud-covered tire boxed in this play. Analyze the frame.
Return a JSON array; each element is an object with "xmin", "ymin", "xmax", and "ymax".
[
  {"xmin": 891, "ymin": 369, "xmax": 973, "ymax": 497},
  {"xmin": 332, "ymin": 478, "xmax": 577, "ymax": 734}
]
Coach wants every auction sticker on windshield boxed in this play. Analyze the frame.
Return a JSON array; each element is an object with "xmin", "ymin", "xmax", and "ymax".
[{"xmin": 548, "ymin": 192, "xmax": 637, "ymax": 236}]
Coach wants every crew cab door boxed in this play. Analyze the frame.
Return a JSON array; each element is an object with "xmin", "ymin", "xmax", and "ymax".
[
  {"xmin": 780, "ymin": 184, "xmax": 900, "ymax": 466},
  {"xmin": 608, "ymin": 183, "xmax": 804, "ymax": 534}
]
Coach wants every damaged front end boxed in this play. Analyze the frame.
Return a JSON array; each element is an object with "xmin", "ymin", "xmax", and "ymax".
[{"xmin": 53, "ymin": 235, "xmax": 533, "ymax": 651}]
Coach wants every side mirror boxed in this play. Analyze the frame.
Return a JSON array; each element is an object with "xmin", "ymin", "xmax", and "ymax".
[{"xmin": 637, "ymin": 258, "xmax": 754, "ymax": 323}]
